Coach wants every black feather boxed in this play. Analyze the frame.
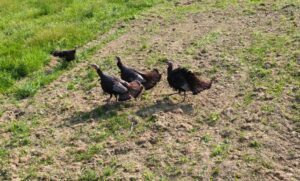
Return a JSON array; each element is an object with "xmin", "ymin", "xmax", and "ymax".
[
  {"xmin": 116, "ymin": 57, "xmax": 161, "ymax": 90},
  {"xmin": 51, "ymin": 48, "xmax": 76, "ymax": 62},
  {"xmin": 167, "ymin": 61, "xmax": 213, "ymax": 95}
]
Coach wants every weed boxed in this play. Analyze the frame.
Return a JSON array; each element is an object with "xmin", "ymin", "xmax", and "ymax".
[
  {"xmin": 67, "ymin": 82, "xmax": 75, "ymax": 90},
  {"xmin": 102, "ymin": 113, "xmax": 131, "ymax": 137},
  {"xmin": 242, "ymin": 154, "xmax": 257, "ymax": 163},
  {"xmin": 244, "ymin": 91, "xmax": 255, "ymax": 105},
  {"xmin": 14, "ymin": 83, "xmax": 38, "ymax": 100},
  {"xmin": 6, "ymin": 121, "xmax": 31, "ymax": 147},
  {"xmin": 211, "ymin": 142, "xmax": 229, "ymax": 157},
  {"xmin": 80, "ymin": 169, "xmax": 99, "ymax": 181},
  {"xmin": 249, "ymin": 140, "xmax": 262, "ymax": 149},
  {"xmin": 0, "ymin": 148, "xmax": 8, "ymax": 163},
  {"xmin": 103, "ymin": 166, "xmax": 115, "ymax": 177},
  {"xmin": 201, "ymin": 134, "xmax": 212, "ymax": 143},
  {"xmin": 205, "ymin": 112, "xmax": 220, "ymax": 126},
  {"xmin": 143, "ymin": 170, "xmax": 156, "ymax": 180},
  {"xmin": 75, "ymin": 144, "xmax": 103, "ymax": 161}
]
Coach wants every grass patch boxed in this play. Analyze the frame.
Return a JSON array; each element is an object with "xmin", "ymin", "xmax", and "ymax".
[
  {"xmin": 74, "ymin": 144, "xmax": 103, "ymax": 161},
  {"xmin": 240, "ymin": 30, "xmax": 299, "ymax": 99},
  {"xmin": 0, "ymin": 148, "xmax": 9, "ymax": 166},
  {"xmin": 205, "ymin": 112, "xmax": 220, "ymax": 126},
  {"xmin": 249, "ymin": 140, "xmax": 262, "ymax": 149},
  {"xmin": 201, "ymin": 134, "xmax": 212, "ymax": 143},
  {"xmin": 211, "ymin": 141, "xmax": 229, "ymax": 157},
  {"xmin": 143, "ymin": 170, "xmax": 156, "ymax": 180},
  {"xmin": 6, "ymin": 120, "xmax": 31, "ymax": 147},
  {"xmin": 185, "ymin": 31, "xmax": 221, "ymax": 55},
  {"xmin": 0, "ymin": 0, "xmax": 163, "ymax": 96},
  {"xmin": 80, "ymin": 169, "xmax": 99, "ymax": 181}
]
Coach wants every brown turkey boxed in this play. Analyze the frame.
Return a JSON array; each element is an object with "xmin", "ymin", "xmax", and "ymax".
[
  {"xmin": 90, "ymin": 64, "xmax": 143, "ymax": 102},
  {"xmin": 116, "ymin": 56, "xmax": 161, "ymax": 90},
  {"xmin": 51, "ymin": 48, "xmax": 76, "ymax": 62},
  {"xmin": 166, "ymin": 61, "xmax": 214, "ymax": 101}
]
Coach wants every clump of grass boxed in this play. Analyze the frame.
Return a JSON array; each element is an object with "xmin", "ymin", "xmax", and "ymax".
[
  {"xmin": 0, "ymin": 148, "xmax": 8, "ymax": 164},
  {"xmin": 244, "ymin": 91, "xmax": 255, "ymax": 105},
  {"xmin": 201, "ymin": 134, "xmax": 212, "ymax": 143},
  {"xmin": 67, "ymin": 82, "xmax": 76, "ymax": 90},
  {"xmin": 205, "ymin": 112, "xmax": 220, "ymax": 126},
  {"xmin": 14, "ymin": 83, "xmax": 39, "ymax": 100},
  {"xmin": 75, "ymin": 144, "xmax": 103, "ymax": 161},
  {"xmin": 6, "ymin": 121, "xmax": 31, "ymax": 147},
  {"xmin": 249, "ymin": 140, "xmax": 262, "ymax": 149},
  {"xmin": 143, "ymin": 170, "xmax": 156, "ymax": 180},
  {"xmin": 80, "ymin": 169, "xmax": 99, "ymax": 181},
  {"xmin": 211, "ymin": 142, "xmax": 229, "ymax": 157},
  {"xmin": 103, "ymin": 113, "xmax": 132, "ymax": 135}
]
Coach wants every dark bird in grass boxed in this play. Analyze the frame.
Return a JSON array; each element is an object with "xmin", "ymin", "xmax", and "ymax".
[
  {"xmin": 90, "ymin": 64, "xmax": 143, "ymax": 102},
  {"xmin": 116, "ymin": 56, "xmax": 161, "ymax": 90},
  {"xmin": 166, "ymin": 60, "xmax": 214, "ymax": 101},
  {"xmin": 51, "ymin": 48, "xmax": 76, "ymax": 62}
]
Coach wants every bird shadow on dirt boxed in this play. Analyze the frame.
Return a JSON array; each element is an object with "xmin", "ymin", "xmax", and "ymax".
[
  {"xmin": 136, "ymin": 97, "xmax": 194, "ymax": 117},
  {"xmin": 63, "ymin": 101, "xmax": 132, "ymax": 126}
]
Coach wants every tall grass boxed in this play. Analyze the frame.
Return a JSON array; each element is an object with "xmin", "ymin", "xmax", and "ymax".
[{"xmin": 0, "ymin": 0, "xmax": 162, "ymax": 96}]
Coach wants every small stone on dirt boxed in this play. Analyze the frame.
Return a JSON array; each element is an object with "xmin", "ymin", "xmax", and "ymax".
[{"xmin": 172, "ymin": 108, "xmax": 184, "ymax": 114}]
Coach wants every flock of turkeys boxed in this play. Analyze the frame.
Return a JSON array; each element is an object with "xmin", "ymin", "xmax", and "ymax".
[{"xmin": 51, "ymin": 49, "xmax": 214, "ymax": 102}]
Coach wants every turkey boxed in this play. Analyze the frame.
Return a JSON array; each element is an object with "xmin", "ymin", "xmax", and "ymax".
[
  {"xmin": 116, "ymin": 56, "xmax": 161, "ymax": 90},
  {"xmin": 51, "ymin": 48, "xmax": 76, "ymax": 62},
  {"xmin": 166, "ymin": 60, "xmax": 214, "ymax": 101},
  {"xmin": 90, "ymin": 64, "xmax": 143, "ymax": 102}
]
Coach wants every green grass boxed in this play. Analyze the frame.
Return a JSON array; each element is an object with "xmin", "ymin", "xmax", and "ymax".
[
  {"xmin": 201, "ymin": 134, "xmax": 212, "ymax": 143},
  {"xmin": 249, "ymin": 140, "xmax": 262, "ymax": 149},
  {"xmin": 211, "ymin": 141, "xmax": 229, "ymax": 157},
  {"xmin": 74, "ymin": 144, "xmax": 103, "ymax": 161},
  {"xmin": 185, "ymin": 31, "xmax": 221, "ymax": 55},
  {"xmin": 6, "ymin": 120, "xmax": 32, "ymax": 147},
  {"xmin": 205, "ymin": 112, "xmax": 220, "ymax": 126},
  {"xmin": 79, "ymin": 169, "xmax": 99, "ymax": 181},
  {"xmin": 0, "ymin": 0, "xmax": 163, "ymax": 97}
]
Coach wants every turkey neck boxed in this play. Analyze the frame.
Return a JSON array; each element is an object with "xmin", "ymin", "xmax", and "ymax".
[
  {"xmin": 167, "ymin": 64, "xmax": 173, "ymax": 75},
  {"xmin": 117, "ymin": 60, "xmax": 125, "ymax": 70},
  {"xmin": 94, "ymin": 67, "xmax": 104, "ymax": 78}
]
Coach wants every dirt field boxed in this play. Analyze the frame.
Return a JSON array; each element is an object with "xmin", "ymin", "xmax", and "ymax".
[{"xmin": 0, "ymin": 0, "xmax": 299, "ymax": 180}]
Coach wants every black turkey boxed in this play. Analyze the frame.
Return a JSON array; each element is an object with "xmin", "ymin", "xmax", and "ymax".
[
  {"xmin": 166, "ymin": 61, "xmax": 214, "ymax": 101},
  {"xmin": 116, "ymin": 56, "xmax": 161, "ymax": 90},
  {"xmin": 51, "ymin": 48, "xmax": 76, "ymax": 62},
  {"xmin": 90, "ymin": 64, "xmax": 143, "ymax": 102}
]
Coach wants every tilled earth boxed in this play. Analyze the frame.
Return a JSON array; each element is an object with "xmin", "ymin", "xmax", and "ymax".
[{"xmin": 0, "ymin": 0, "xmax": 299, "ymax": 180}]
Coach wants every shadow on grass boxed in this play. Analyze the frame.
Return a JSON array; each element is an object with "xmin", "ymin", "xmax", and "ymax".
[
  {"xmin": 136, "ymin": 97, "xmax": 194, "ymax": 117},
  {"xmin": 63, "ymin": 101, "xmax": 132, "ymax": 126},
  {"xmin": 63, "ymin": 97, "xmax": 194, "ymax": 126}
]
